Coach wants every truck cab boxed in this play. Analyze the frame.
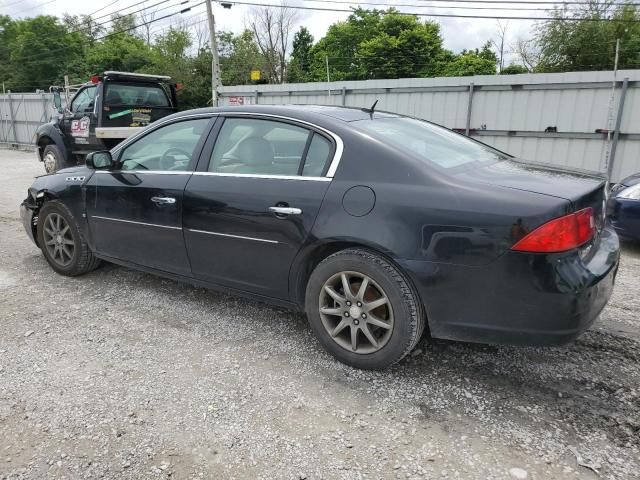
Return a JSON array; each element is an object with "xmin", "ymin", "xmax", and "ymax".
[{"xmin": 35, "ymin": 71, "xmax": 178, "ymax": 173}]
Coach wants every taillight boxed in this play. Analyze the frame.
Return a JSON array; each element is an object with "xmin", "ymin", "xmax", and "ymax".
[{"xmin": 511, "ymin": 208, "xmax": 595, "ymax": 253}]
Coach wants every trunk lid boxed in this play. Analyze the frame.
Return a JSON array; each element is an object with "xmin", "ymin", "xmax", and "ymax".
[{"xmin": 456, "ymin": 159, "xmax": 608, "ymax": 232}]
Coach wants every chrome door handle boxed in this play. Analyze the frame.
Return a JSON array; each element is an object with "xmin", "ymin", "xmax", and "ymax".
[
  {"xmin": 151, "ymin": 196, "xmax": 176, "ymax": 205},
  {"xmin": 268, "ymin": 206, "xmax": 302, "ymax": 215}
]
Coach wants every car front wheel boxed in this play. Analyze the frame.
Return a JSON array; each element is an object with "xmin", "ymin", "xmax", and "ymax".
[
  {"xmin": 42, "ymin": 144, "xmax": 64, "ymax": 174},
  {"xmin": 305, "ymin": 248, "xmax": 425, "ymax": 370},
  {"xmin": 36, "ymin": 201, "xmax": 101, "ymax": 276}
]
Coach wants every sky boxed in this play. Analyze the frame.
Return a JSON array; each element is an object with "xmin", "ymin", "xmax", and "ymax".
[{"xmin": 1, "ymin": 0, "xmax": 541, "ymax": 65}]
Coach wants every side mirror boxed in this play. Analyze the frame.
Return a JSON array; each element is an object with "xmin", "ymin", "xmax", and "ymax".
[
  {"xmin": 86, "ymin": 151, "xmax": 114, "ymax": 170},
  {"xmin": 52, "ymin": 90, "xmax": 63, "ymax": 113}
]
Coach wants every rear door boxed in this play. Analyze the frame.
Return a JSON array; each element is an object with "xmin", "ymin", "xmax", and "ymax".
[
  {"xmin": 86, "ymin": 115, "xmax": 214, "ymax": 276},
  {"xmin": 183, "ymin": 115, "xmax": 337, "ymax": 300}
]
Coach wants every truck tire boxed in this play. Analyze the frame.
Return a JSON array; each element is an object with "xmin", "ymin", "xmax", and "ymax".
[{"xmin": 42, "ymin": 144, "xmax": 65, "ymax": 173}]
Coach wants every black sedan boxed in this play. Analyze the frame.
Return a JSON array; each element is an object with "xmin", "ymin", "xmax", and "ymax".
[
  {"xmin": 20, "ymin": 105, "xmax": 620, "ymax": 370},
  {"xmin": 608, "ymin": 172, "xmax": 640, "ymax": 241}
]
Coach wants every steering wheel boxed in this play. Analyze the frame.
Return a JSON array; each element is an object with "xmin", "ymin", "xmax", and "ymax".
[{"xmin": 160, "ymin": 148, "xmax": 192, "ymax": 170}]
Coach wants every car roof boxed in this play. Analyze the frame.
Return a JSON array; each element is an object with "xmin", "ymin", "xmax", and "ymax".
[{"xmin": 174, "ymin": 104, "xmax": 399, "ymax": 124}]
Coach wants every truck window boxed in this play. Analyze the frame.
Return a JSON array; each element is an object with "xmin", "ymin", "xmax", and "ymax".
[
  {"xmin": 70, "ymin": 86, "xmax": 96, "ymax": 113},
  {"xmin": 104, "ymin": 83, "xmax": 170, "ymax": 107}
]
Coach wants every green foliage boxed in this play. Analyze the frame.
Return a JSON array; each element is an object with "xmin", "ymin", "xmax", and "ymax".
[
  {"xmin": 501, "ymin": 64, "xmax": 529, "ymax": 74},
  {"xmin": 535, "ymin": 2, "xmax": 640, "ymax": 72},
  {"xmin": 308, "ymin": 8, "xmax": 444, "ymax": 81},
  {"xmin": 288, "ymin": 27, "xmax": 314, "ymax": 83},
  {"xmin": 441, "ymin": 53, "xmax": 497, "ymax": 77},
  {"xmin": 217, "ymin": 29, "xmax": 265, "ymax": 86}
]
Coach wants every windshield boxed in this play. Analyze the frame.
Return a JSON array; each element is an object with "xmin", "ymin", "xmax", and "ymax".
[
  {"xmin": 353, "ymin": 117, "xmax": 508, "ymax": 169},
  {"xmin": 104, "ymin": 82, "xmax": 171, "ymax": 107}
]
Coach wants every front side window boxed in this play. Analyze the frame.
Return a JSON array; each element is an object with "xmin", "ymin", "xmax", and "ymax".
[
  {"xmin": 71, "ymin": 86, "xmax": 96, "ymax": 113},
  {"xmin": 104, "ymin": 83, "xmax": 170, "ymax": 107},
  {"xmin": 353, "ymin": 117, "xmax": 508, "ymax": 169},
  {"xmin": 119, "ymin": 118, "xmax": 209, "ymax": 171},
  {"xmin": 209, "ymin": 118, "xmax": 332, "ymax": 177}
]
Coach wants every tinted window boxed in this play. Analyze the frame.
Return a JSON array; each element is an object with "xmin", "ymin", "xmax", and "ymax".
[
  {"xmin": 210, "ymin": 118, "xmax": 313, "ymax": 176},
  {"xmin": 302, "ymin": 134, "xmax": 331, "ymax": 177},
  {"xmin": 119, "ymin": 118, "xmax": 209, "ymax": 171},
  {"xmin": 105, "ymin": 83, "xmax": 170, "ymax": 107},
  {"xmin": 354, "ymin": 117, "xmax": 507, "ymax": 169},
  {"xmin": 70, "ymin": 86, "xmax": 96, "ymax": 113}
]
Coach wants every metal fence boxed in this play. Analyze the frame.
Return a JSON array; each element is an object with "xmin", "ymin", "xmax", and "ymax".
[
  {"xmin": 0, "ymin": 92, "xmax": 55, "ymax": 148},
  {"xmin": 219, "ymin": 70, "xmax": 640, "ymax": 182},
  {"xmin": 3, "ymin": 71, "xmax": 639, "ymax": 182}
]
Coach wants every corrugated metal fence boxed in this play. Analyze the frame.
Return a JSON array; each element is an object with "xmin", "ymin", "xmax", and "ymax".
[
  {"xmin": 0, "ymin": 92, "xmax": 54, "ymax": 148},
  {"xmin": 219, "ymin": 70, "xmax": 640, "ymax": 182},
  {"xmin": 2, "ymin": 71, "xmax": 639, "ymax": 181}
]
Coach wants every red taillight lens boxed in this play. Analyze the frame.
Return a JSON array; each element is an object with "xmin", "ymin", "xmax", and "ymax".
[{"xmin": 511, "ymin": 207, "xmax": 595, "ymax": 253}]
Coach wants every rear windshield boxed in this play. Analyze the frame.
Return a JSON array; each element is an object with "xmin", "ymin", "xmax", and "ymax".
[
  {"xmin": 353, "ymin": 117, "xmax": 507, "ymax": 169},
  {"xmin": 104, "ymin": 83, "xmax": 170, "ymax": 107}
]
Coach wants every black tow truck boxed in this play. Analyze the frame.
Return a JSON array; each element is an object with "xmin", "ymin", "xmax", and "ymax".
[{"xmin": 35, "ymin": 71, "xmax": 179, "ymax": 173}]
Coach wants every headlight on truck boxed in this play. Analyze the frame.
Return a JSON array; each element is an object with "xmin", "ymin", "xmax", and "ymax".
[{"xmin": 617, "ymin": 184, "xmax": 640, "ymax": 200}]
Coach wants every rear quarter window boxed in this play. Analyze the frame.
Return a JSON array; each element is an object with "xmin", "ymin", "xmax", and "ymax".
[{"xmin": 104, "ymin": 83, "xmax": 170, "ymax": 107}]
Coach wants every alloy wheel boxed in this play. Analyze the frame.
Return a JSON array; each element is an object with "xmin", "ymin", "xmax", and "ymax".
[
  {"xmin": 319, "ymin": 271, "xmax": 394, "ymax": 354},
  {"xmin": 42, "ymin": 213, "xmax": 75, "ymax": 267}
]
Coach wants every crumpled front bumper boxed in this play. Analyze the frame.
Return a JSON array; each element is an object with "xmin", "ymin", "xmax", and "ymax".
[{"xmin": 20, "ymin": 200, "xmax": 38, "ymax": 246}]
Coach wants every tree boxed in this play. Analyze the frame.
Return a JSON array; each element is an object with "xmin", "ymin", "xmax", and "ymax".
[
  {"xmin": 3, "ymin": 16, "xmax": 85, "ymax": 91},
  {"xmin": 441, "ymin": 53, "xmax": 496, "ymax": 77},
  {"xmin": 246, "ymin": 5, "xmax": 298, "ymax": 83},
  {"xmin": 534, "ymin": 1, "xmax": 640, "ymax": 72},
  {"xmin": 287, "ymin": 27, "xmax": 314, "ymax": 83},
  {"xmin": 217, "ymin": 29, "xmax": 265, "ymax": 86},
  {"xmin": 308, "ymin": 8, "xmax": 444, "ymax": 81},
  {"xmin": 501, "ymin": 64, "xmax": 529, "ymax": 74},
  {"xmin": 490, "ymin": 21, "xmax": 508, "ymax": 72}
]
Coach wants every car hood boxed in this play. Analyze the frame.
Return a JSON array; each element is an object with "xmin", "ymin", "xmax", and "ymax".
[
  {"xmin": 36, "ymin": 165, "xmax": 92, "ymax": 179},
  {"xmin": 619, "ymin": 172, "xmax": 640, "ymax": 187},
  {"xmin": 454, "ymin": 159, "xmax": 606, "ymax": 204}
]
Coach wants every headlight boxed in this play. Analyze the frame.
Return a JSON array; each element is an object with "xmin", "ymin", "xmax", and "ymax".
[{"xmin": 617, "ymin": 183, "xmax": 640, "ymax": 200}]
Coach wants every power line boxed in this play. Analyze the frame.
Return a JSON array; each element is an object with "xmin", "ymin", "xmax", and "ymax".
[
  {"xmin": 221, "ymin": 0, "xmax": 640, "ymax": 22},
  {"xmin": 299, "ymin": 0, "xmax": 640, "ymax": 9}
]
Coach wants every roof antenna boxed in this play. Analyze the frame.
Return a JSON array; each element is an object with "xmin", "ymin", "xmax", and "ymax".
[{"xmin": 361, "ymin": 99, "xmax": 378, "ymax": 118}]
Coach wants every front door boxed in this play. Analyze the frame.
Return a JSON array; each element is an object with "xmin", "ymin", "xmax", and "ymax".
[
  {"xmin": 64, "ymin": 85, "xmax": 101, "ymax": 153},
  {"xmin": 86, "ymin": 116, "xmax": 214, "ymax": 276},
  {"xmin": 183, "ymin": 115, "xmax": 336, "ymax": 299}
]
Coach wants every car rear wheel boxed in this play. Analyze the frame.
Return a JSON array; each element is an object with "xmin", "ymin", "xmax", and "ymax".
[
  {"xmin": 37, "ymin": 201, "xmax": 101, "ymax": 276},
  {"xmin": 305, "ymin": 248, "xmax": 425, "ymax": 370},
  {"xmin": 42, "ymin": 144, "xmax": 63, "ymax": 174}
]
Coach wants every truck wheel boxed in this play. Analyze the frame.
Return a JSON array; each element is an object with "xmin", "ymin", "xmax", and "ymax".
[
  {"xmin": 305, "ymin": 248, "xmax": 425, "ymax": 370},
  {"xmin": 42, "ymin": 144, "xmax": 64, "ymax": 173},
  {"xmin": 36, "ymin": 201, "xmax": 101, "ymax": 276}
]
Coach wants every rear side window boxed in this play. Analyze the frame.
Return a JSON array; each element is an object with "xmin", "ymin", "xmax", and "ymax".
[
  {"xmin": 354, "ymin": 117, "xmax": 507, "ymax": 169},
  {"xmin": 104, "ymin": 83, "xmax": 170, "ymax": 107},
  {"xmin": 209, "ymin": 118, "xmax": 332, "ymax": 177}
]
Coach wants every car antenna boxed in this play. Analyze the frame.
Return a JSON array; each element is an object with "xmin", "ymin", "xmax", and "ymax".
[{"xmin": 361, "ymin": 99, "xmax": 378, "ymax": 118}]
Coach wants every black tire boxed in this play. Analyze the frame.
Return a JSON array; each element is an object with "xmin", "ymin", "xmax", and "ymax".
[
  {"xmin": 305, "ymin": 248, "xmax": 425, "ymax": 370},
  {"xmin": 42, "ymin": 144, "xmax": 65, "ymax": 174},
  {"xmin": 36, "ymin": 201, "xmax": 101, "ymax": 276}
]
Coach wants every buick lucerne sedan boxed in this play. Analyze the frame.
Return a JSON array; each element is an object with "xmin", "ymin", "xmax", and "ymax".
[{"xmin": 21, "ymin": 105, "xmax": 620, "ymax": 370}]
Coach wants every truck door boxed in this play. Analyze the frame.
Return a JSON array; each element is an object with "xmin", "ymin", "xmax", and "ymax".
[{"xmin": 64, "ymin": 85, "xmax": 102, "ymax": 153}]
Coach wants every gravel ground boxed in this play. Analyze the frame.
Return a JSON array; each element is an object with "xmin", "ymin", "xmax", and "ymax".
[{"xmin": 0, "ymin": 149, "xmax": 639, "ymax": 480}]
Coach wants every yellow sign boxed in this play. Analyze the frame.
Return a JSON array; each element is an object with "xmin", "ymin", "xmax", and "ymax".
[{"xmin": 250, "ymin": 70, "xmax": 261, "ymax": 81}]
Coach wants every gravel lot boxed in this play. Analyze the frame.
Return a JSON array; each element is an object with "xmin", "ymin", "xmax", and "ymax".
[{"xmin": 0, "ymin": 149, "xmax": 639, "ymax": 480}]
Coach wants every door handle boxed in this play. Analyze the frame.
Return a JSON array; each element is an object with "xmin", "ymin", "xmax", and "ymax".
[
  {"xmin": 268, "ymin": 206, "xmax": 302, "ymax": 215},
  {"xmin": 151, "ymin": 196, "xmax": 176, "ymax": 205}
]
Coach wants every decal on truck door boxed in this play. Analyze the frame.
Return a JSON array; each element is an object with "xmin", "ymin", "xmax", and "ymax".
[{"xmin": 71, "ymin": 116, "xmax": 90, "ymax": 138}]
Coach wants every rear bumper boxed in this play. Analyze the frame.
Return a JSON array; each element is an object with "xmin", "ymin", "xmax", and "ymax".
[
  {"xmin": 401, "ymin": 226, "xmax": 620, "ymax": 346},
  {"xmin": 607, "ymin": 197, "xmax": 640, "ymax": 241},
  {"xmin": 20, "ymin": 201, "xmax": 38, "ymax": 246}
]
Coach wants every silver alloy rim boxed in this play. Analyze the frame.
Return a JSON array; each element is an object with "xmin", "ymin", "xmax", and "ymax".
[
  {"xmin": 42, "ymin": 213, "xmax": 75, "ymax": 267},
  {"xmin": 43, "ymin": 151, "xmax": 57, "ymax": 173},
  {"xmin": 319, "ymin": 271, "xmax": 394, "ymax": 354}
]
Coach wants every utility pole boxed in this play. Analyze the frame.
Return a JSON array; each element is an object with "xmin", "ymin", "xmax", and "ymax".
[{"xmin": 205, "ymin": 0, "xmax": 221, "ymax": 106}]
